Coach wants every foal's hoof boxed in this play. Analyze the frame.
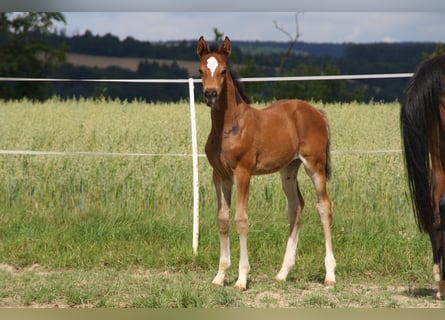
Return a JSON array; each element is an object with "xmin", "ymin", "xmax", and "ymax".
[
  {"xmin": 234, "ymin": 281, "xmax": 247, "ymax": 291},
  {"xmin": 274, "ymin": 277, "xmax": 286, "ymax": 283},
  {"xmin": 324, "ymin": 280, "xmax": 336, "ymax": 288},
  {"xmin": 211, "ymin": 279, "xmax": 224, "ymax": 287},
  {"xmin": 274, "ymin": 272, "xmax": 287, "ymax": 282}
]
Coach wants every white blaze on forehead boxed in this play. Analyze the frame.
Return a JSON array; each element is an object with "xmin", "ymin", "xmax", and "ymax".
[{"xmin": 206, "ymin": 57, "xmax": 218, "ymax": 77}]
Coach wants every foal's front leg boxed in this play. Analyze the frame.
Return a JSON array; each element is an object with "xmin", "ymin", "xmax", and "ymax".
[
  {"xmin": 212, "ymin": 172, "xmax": 233, "ymax": 287},
  {"xmin": 233, "ymin": 169, "xmax": 251, "ymax": 290}
]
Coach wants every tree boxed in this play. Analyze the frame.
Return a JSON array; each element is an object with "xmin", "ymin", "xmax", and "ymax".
[
  {"xmin": 0, "ymin": 12, "xmax": 68, "ymax": 100},
  {"xmin": 273, "ymin": 13, "xmax": 302, "ymax": 75},
  {"xmin": 272, "ymin": 63, "xmax": 368, "ymax": 102},
  {"xmin": 213, "ymin": 28, "xmax": 224, "ymax": 42},
  {"xmin": 423, "ymin": 43, "xmax": 445, "ymax": 60}
]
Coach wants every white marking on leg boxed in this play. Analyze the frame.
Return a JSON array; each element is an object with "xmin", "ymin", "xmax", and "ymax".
[
  {"xmin": 207, "ymin": 57, "xmax": 218, "ymax": 77},
  {"xmin": 212, "ymin": 180, "xmax": 232, "ymax": 286},
  {"xmin": 317, "ymin": 201, "xmax": 336, "ymax": 286},
  {"xmin": 212, "ymin": 234, "xmax": 231, "ymax": 286},
  {"xmin": 275, "ymin": 232, "xmax": 299, "ymax": 281},
  {"xmin": 234, "ymin": 234, "xmax": 250, "ymax": 290},
  {"xmin": 324, "ymin": 252, "xmax": 336, "ymax": 286},
  {"xmin": 276, "ymin": 165, "xmax": 303, "ymax": 282}
]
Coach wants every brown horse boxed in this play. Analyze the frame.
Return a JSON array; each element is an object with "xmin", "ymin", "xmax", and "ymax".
[
  {"xmin": 197, "ymin": 36, "xmax": 336, "ymax": 290},
  {"xmin": 400, "ymin": 53, "xmax": 445, "ymax": 299}
]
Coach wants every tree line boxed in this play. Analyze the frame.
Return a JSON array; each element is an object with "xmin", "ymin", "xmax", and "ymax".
[{"xmin": 1, "ymin": 13, "xmax": 443, "ymax": 103}]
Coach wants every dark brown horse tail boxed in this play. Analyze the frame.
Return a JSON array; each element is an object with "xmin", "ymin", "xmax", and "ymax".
[
  {"xmin": 400, "ymin": 54, "xmax": 445, "ymax": 233},
  {"xmin": 320, "ymin": 110, "xmax": 332, "ymax": 181},
  {"xmin": 325, "ymin": 129, "xmax": 332, "ymax": 181}
]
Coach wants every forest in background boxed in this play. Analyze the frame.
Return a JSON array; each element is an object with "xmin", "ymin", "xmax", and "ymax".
[{"xmin": 4, "ymin": 28, "xmax": 443, "ymax": 102}]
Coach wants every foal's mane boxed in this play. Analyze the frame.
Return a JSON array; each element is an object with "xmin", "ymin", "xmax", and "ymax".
[{"xmin": 209, "ymin": 43, "xmax": 251, "ymax": 104}]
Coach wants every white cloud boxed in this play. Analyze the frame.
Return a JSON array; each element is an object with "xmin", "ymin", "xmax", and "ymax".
[{"xmin": 382, "ymin": 36, "xmax": 400, "ymax": 43}]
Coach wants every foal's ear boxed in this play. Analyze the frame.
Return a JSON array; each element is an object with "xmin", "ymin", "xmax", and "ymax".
[
  {"xmin": 197, "ymin": 36, "xmax": 209, "ymax": 58},
  {"xmin": 219, "ymin": 36, "xmax": 231, "ymax": 57}
]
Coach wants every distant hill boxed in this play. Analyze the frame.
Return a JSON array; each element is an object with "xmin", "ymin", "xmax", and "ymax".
[
  {"xmin": 223, "ymin": 41, "xmax": 346, "ymax": 57},
  {"xmin": 44, "ymin": 31, "xmax": 442, "ymax": 102},
  {"xmin": 51, "ymin": 33, "xmax": 346, "ymax": 61}
]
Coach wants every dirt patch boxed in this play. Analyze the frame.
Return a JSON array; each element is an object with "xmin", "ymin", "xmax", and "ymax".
[
  {"xmin": 66, "ymin": 53, "xmax": 200, "ymax": 76},
  {"xmin": 0, "ymin": 263, "xmax": 41, "ymax": 273},
  {"xmin": 0, "ymin": 263, "xmax": 18, "ymax": 273}
]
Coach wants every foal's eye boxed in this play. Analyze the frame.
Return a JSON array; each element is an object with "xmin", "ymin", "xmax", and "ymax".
[
  {"xmin": 199, "ymin": 69, "xmax": 203, "ymax": 75},
  {"xmin": 221, "ymin": 69, "xmax": 227, "ymax": 76}
]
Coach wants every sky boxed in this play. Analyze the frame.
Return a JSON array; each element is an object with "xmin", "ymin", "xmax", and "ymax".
[{"xmin": 60, "ymin": 12, "xmax": 445, "ymax": 44}]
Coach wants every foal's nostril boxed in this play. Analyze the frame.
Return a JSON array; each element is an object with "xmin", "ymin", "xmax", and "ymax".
[
  {"xmin": 205, "ymin": 89, "xmax": 217, "ymax": 98},
  {"xmin": 205, "ymin": 89, "xmax": 218, "ymax": 101},
  {"xmin": 204, "ymin": 89, "xmax": 218, "ymax": 106}
]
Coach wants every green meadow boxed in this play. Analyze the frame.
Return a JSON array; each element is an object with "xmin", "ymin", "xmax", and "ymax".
[{"xmin": 0, "ymin": 98, "xmax": 442, "ymax": 307}]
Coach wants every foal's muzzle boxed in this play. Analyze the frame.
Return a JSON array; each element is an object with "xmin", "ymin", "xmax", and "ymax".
[{"xmin": 204, "ymin": 88, "xmax": 218, "ymax": 107}]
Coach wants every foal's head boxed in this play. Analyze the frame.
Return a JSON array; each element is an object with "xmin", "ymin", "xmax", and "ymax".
[{"xmin": 197, "ymin": 36, "xmax": 231, "ymax": 107}]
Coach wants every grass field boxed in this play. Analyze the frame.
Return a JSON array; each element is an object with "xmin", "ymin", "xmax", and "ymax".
[{"xmin": 0, "ymin": 98, "xmax": 443, "ymax": 308}]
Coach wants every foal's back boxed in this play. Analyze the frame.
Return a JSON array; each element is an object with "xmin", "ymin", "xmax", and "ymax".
[
  {"xmin": 257, "ymin": 99, "xmax": 329, "ymax": 149},
  {"xmin": 239, "ymin": 99, "xmax": 329, "ymax": 176}
]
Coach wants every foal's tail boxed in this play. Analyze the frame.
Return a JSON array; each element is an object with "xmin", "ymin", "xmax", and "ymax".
[
  {"xmin": 400, "ymin": 54, "xmax": 445, "ymax": 233},
  {"xmin": 320, "ymin": 110, "xmax": 332, "ymax": 181}
]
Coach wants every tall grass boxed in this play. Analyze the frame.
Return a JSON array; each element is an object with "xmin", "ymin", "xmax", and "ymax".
[{"xmin": 0, "ymin": 98, "xmax": 434, "ymax": 306}]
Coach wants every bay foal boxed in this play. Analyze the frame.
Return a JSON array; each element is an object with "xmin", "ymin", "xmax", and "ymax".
[{"xmin": 197, "ymin": 36, "xmax": 336, "ymax": 290}]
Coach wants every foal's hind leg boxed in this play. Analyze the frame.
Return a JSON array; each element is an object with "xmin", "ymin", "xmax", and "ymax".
[
  {"xmin": 212, "ymin": 172, "xmax": 233, "ymax": 287},
  {"xmin": 275, "ymin": 161, "xmax": 304, "ymax": 282},
  {"xmin": 303, "ymin": 157, "xmax": 336, "ymax": 287}
]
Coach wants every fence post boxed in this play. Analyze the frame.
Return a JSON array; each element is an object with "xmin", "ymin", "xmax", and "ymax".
[{"xmin": 189, "ymin": 78, "xmax": 200, "ymax": 256}]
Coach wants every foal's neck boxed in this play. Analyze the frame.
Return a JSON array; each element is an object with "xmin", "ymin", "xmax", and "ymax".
[
  {"xmin": 210, "ymin": 75, "xmax": 246, "ymax": 134},
  {"xmin": 216, "ymin": 74, "xmax": 247, "ymax": 112}
]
